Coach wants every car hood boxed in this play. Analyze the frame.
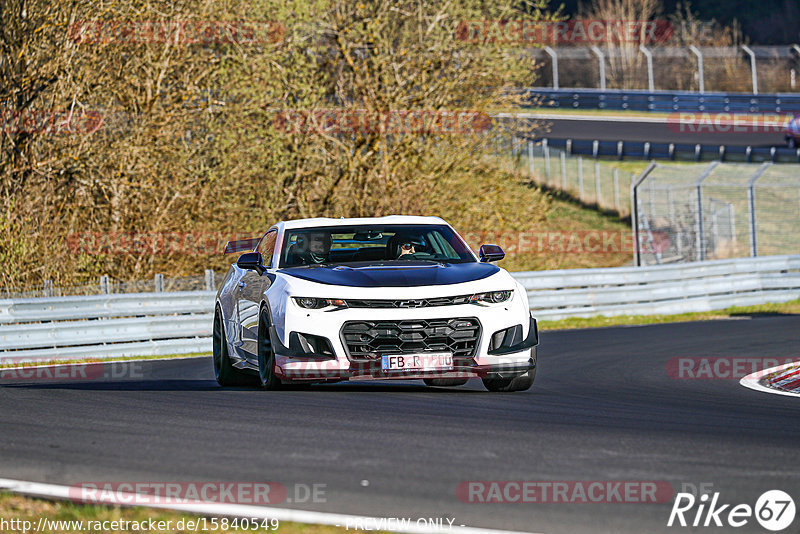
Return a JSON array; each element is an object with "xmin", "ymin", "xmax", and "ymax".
[{"xmin": 279, "ymin": 261, "xmax": 500, "ymax": 287}]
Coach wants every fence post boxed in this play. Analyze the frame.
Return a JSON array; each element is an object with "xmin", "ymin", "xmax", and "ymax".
[
  {"xmin": 640, "ymin": 45, "xmax": 655, "ymax": 92},
  {"xmin": 544, "ymin": 46, "xmax": 559, "ymax": 90},
  {"xmin": 694, "ymin": 161, "xmax": 720, "ymax": 262},
  {"xmin": 729, "ymin": 204, "xmax": 736, "ymax": 244},
  {"xmin": 527, "ymin": 139, "xmax": 534, "ymax": 181},
  {"xmin": 43, "ymin": 279, "xmax": 52, "ymax": 298},
  {"xmin": 667, "ymin": 187, "xmax": 675, "ymax": 227},
  {"xmin": 560, "ymin": 151, "xmax": 567, "ymax": 190},
  {"xmin": 689, "ymin": 45, "xmax": 705, "ymax": 93},
  {"xmin": 649, "ymin": 179, "xmax": 656, "ymax": 217},
  {"xmin": 205, "ymin": 269, "xmax": 216, "ymax": 291},
  {"xmin": 631, "ymin": 161, "xmax": 658, "ymax": 266},
  {"xmin": 741, "ymin": 45, "xmax": 758, "ymax": 95},
  {"xmin": 675, "ymin": 185, "xmax": 684, "ymax": 257},
  {"xmin": 613, "ymin": 168, "xmax": 620, "ymax": 211},
  {"xmin": 578, "ymin": 157, "xmax": 584, "ymax": 201},
  {"xmin": 100, "ymin": 275, "xmax": 110, "ymax": 295},
  {"xmin": 155, "ymin": 273, "xmax": 164, "ymax": 292},
  {"xmin": 747, "ymin": 162, "xmax": 771, "ymax": 257},
  {"xmin": 711, "ymin": 205, "xmax": 719, "ymax": 255},
  {"xmin": 594, "ymin": 162, "xmax": 602, "ymax": 207},
  {"xmin": 590, "ymin": 46, "xmax": 607, "ymax": 92},
  {"xmin": 543, "ymin": 139, "xmax": 551, "ymax": 183}
]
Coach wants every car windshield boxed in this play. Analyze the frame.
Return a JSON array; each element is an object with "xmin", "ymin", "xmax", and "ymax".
[{"xmin": 279, "ymin": 224, "xmax": 475, "ymax": 268}]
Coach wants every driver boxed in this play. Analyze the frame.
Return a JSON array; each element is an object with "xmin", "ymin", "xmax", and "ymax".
[
  {"xmin": 295, "ymin": 232, "xmax": 331, "ymax": 264},
  {"xmin": 390, "ymin": 233, "xmax": 426, "ymax": 259}
]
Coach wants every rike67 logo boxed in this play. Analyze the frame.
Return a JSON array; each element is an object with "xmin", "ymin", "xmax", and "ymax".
[{"xmin": 668, "ymin": 490, "xmax": 795, "ymax": 531}]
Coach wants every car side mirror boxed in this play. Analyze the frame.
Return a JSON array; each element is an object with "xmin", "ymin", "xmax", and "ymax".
[
  {"xmin": 237, "ymin": 251, "xmax": 266, "ymax": 274},
  {"xmin": 479, "ymin": 244, "xmax": 505, "ymax": 263}
]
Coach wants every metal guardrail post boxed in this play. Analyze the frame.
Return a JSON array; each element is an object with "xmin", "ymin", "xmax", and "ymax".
[
  {"xmin": 741, "ymin": 45, "xmax": 758, "ymax": 95},
  {"xmin": 640, "ymin": 45, "xmax": 655, "ymax": 92},
  {"xmin": 43, "ymin": 280, "xmax": 52, "ymax": 298},
  {"xmin": 631, "ymin": 161, "xmax": 658, "ymax": 266},
  {"xmin": 590, "ymin": 46, "xmax": 607, "ymax": 92},
  {"xmin": 560, "ymin": 151, "xmax": 567, "ymax": 190},
  {"xmin": 544, "ymin": 47, "xmax": 559, "ymax": 90},
  {"xmin": 100, "ymin": 275, "xmax": 110, "ymax": 295},
  {"xmin": 694, "ymin": 161, "xmax": 720, "ymax": 262},
  {"xmin": 155, "ymin": 273, "xmax": 164, "ymax": 292},
  {"xmin": 747, "ymin": 162, "xmax": 771, "ymax": 257},
  {"xmin": 205, "ymin": 269, "xmax": 216, "ymax": 291},
  {"xmin": 689, "ymin": 46, "xmax": 705, "ymax": 94}
]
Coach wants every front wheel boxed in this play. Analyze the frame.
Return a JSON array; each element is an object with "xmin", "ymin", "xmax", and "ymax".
[
  {"xmin": 257, "ymin": 307, "xmax": 281, "ymax": 390},
  {"xmin": 213, "ymin": 309, "xmax": 253, "ymax": 387}
]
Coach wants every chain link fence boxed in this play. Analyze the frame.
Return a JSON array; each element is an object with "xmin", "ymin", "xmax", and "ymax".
[
  {"xmin": 633, "ymin": 161, "xmax": 800, "ymax": 265},
  {"xmin": 0, "ymin": 270, "xmax": 224, "ymax": 299},
  {"xmin": 499, "ymin": 135, "xmax": 636, "ymax": 217}
]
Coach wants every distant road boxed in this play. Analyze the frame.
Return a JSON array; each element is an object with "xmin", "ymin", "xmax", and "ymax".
[{"xmin": 508, "ymin": 113, "xmax": 790, "ymax": 147}]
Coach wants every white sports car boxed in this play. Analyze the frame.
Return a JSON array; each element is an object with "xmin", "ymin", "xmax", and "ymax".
[{"xmin": 213, "ymin": 216, "xmax": 538, "ymax": 392}]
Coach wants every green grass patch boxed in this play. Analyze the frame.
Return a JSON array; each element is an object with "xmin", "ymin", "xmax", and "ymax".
[{"xmin": 538, "ymin": 298, "xmax": 800, "ymax": 330}]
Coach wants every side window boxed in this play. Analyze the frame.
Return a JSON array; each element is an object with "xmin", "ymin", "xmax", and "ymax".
[{"xmin": 257, "ymin": 230, "xmax": 278, "ymax": 268}]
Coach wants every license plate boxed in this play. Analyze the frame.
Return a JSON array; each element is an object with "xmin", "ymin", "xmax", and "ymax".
[{"xmin": 381, "ymin": 353, "xmax": 453, "ymax": 371}]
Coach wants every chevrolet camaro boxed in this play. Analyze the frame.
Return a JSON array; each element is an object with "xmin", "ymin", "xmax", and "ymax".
[{"xmin": 213, "ymin": 216, "xmax": 538, "ymax": 392}]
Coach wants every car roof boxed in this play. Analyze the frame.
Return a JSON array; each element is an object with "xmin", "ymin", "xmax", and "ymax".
[{"xmin": 277, "ymin": 215, "xmax": 449, "ymax": 231}]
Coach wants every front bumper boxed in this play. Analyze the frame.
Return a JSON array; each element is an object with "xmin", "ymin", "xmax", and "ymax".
[{"xmin": 271, "ymin": 305, "xmax": 538, "ymax": 382}]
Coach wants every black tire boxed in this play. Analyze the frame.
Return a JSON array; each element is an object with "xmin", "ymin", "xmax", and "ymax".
[
  {"xmin": 213, "ymin": 308, "xmax": 253, "ymax": 387},
  {"xmin": 423, "ymin": 378, "xmax": 469, "ymax": 387},
  {"xmin": 482, "ymin": 367, "xmax": 536, "ymax": 392},
  {"xmin": 257, "ymin": 307, "xmax": 282, "ymax": 390}
]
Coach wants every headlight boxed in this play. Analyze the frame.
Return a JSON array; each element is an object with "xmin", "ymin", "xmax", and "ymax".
[
  {"xmin": 470, "ymin": 290, "xmax": 512, "ymax": 304},
  {"xmin": 294, "ymin": 297, "xmax": 347, "ymax": 309}
]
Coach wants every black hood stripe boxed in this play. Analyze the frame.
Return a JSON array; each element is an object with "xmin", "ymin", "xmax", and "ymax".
[{"xmin": 279, "ymin": 262, "xmax": 500, "ymax": 287}]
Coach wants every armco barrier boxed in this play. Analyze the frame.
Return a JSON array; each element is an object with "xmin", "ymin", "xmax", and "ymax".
[
  {"xmin": 520, "ymin": 255, "xmax": 800, "ymax": 320},
  {"xmin": 525, "ymin": 88, "xmax": 800, "ymax": 114},
  {"xmin": 1, "ymin": 255, "xmax": 799, "ymax": 361},
  {"xmin": 0, "ymin": 292, "xmax": 215, "ymax": 361},
  {"xmin": 542, "ymin": 137, "xmax": 800, "ymax": 164}
]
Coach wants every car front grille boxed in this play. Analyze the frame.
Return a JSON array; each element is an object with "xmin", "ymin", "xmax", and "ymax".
[
  {"xmin": 340, "ymin": 317, "xmax": 481, "ymax": 363},
  {"xmin": 344, "ymin": 295, "xmax": 472, "ymax": 308}
]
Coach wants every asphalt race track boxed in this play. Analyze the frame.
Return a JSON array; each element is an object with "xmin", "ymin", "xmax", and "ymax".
[
  {"xmin": 540, "ymin": 117, "xmax": 788, "ymax": 147},
  {"xmin": 1, "ymin": 316, "xmax": 799, "ymax": 533}
]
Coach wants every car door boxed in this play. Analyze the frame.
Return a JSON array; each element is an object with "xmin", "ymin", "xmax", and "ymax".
[{"xmin": 237, "ymin": 229, "xmax": 278, "ymax": 362}]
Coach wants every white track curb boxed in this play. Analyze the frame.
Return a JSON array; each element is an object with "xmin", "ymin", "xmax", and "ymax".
[{"xmin": 740, "ymin": 361, "xmax": 800, "ymax": 398}]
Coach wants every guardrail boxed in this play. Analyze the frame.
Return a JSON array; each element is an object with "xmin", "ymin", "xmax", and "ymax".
[
  {"xmin": 543, "ymin": 138, "xmax": 800, "ymax": 164},
  {"xmin": 519, "ymin": 254, "xmax": 800, "ymax": 320},
  {"xmin": 0, "ymin": 292, "xmax": 214, "ymax": 361},
  {"xmin": 1, "ymin": 255, "xmax": 799, "ymax": 361},
  {"xmin": 526, "ymin": 88, "xmax": 800, "ymax": 114}
]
